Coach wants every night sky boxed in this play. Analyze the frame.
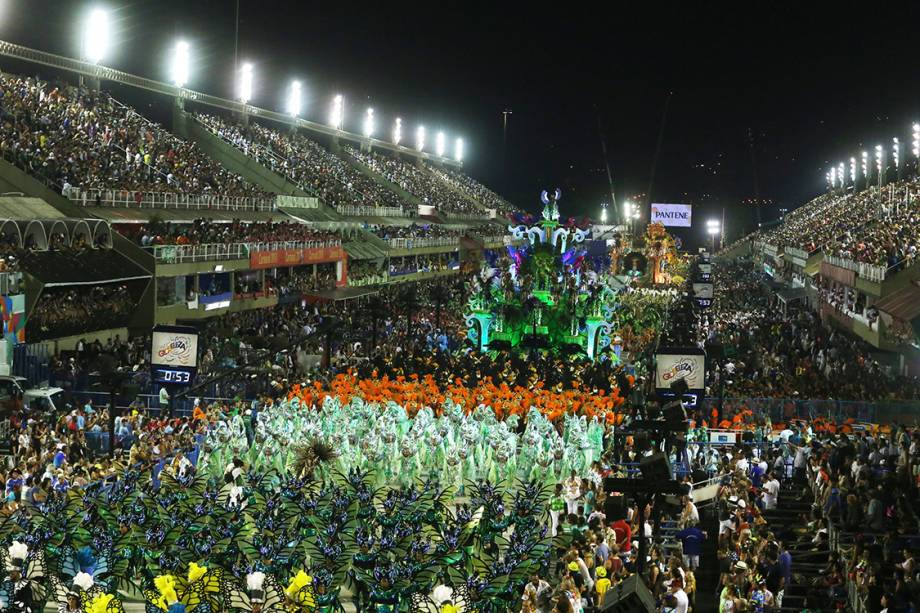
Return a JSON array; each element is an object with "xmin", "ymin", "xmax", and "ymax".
[{"xmin": 4, "ymin": 1, "xmax": 920, "ymax": 243}]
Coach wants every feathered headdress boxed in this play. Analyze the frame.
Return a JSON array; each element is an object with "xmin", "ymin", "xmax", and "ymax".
[{"xmin": 246, "ymin": 572, "xmax": 265, "ymax": 603}]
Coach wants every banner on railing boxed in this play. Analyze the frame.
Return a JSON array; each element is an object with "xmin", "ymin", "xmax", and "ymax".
[
  {"xmin": 820, "ymin": 261, "xmax": 856, "ymax": 286},
  {"xmin": 249, "ymin": 246, "xmax": 346, "ymax": 269},
  {"xmin": 200, "ymin": 291, "xmax": 233, "ymax": 310},
  {"xmin": 275, "ymin": 195, "xmax": 319, "ymax": 209}
]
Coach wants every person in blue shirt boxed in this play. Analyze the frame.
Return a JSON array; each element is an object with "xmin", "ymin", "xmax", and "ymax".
[{"xmin": 676, "ymin": 523, "xmax": 706, "ymax": 570}]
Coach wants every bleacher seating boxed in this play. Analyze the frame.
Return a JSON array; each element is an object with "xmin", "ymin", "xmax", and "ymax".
[{"xmin": 195, "ymin": 113, "xmax": 412, "ymax": 212}]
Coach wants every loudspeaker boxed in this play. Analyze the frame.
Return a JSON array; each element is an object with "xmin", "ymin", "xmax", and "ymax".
[
  {"xmin": 603, "ymin": 495, "xmax": 627, "ymax": 521},
  {"xmin": 600, "ymin": 574, "xmax": 656, "ymax": 612},
  {"xmin": 639, "ymin": 452, "xmax": 672, "ymax": 482}
]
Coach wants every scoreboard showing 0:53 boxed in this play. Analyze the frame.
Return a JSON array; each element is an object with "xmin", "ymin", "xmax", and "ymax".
[{"xmin": 150, "ymin": 325, "xmax": 199, "ymax": 386}]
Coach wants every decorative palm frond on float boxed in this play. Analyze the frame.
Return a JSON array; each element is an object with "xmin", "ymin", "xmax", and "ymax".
[{"xmin": 290, "ymin": 439, "xmax": 339, "ymax": 481}]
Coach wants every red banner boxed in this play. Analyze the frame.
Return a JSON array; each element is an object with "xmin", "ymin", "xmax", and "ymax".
[{"xmin": 250, "ymin": 246, "xmax": 345, "ymax": 269}]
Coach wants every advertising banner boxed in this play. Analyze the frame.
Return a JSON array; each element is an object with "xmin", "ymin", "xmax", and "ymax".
[
  {"xmin": 692, "ymin": 283, "xmax": 714, "ymax": 299},
  {"xmin": 250, "ymin": 246, "xmax": 346, "ymax": 269},
  {"xmin": 650, "ymin": 203, "xmax": 692, "ymax": 227},
  {"xmin": 151, "ymin": 326, "xmax": 199, "ymax": 368},
  {"xmin": 655, "ymin": 353, "xmax": 706, "ymax": 390}
]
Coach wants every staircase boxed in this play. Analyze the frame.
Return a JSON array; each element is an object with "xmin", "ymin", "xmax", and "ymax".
[{"xmin": 761, "ymin": 479, "xmax": 834, "ymax": 612}]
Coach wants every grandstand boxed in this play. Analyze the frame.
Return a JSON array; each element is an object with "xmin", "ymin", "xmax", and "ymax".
[
  {"xmin": 0, "ymin": 60, "xmax": 517, "ymax": 356},
  {"xmin": 736, "ymin": 172, "xmax": 920, "ymax": 363}
]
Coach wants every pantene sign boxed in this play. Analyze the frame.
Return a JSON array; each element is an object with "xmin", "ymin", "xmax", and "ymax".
[{"xmin": 650, "ymin": 203, "xmax": 692, "ymax": 227}]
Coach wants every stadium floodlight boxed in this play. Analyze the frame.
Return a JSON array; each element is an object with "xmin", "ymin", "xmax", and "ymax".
[
  {"xmin": 850, "ymin": 157, "xmax": 856, "ymax": 184},
  {"xmin": 363, "ymin": 108, "xmax": 374, "ymax": 138},
  {"xmin": 893, "ymin": 137, "xmax": 900, "ymax": 168},
  {"xmin": 706, "ymin": 219, "xmax": 721, "ymax": 234},
  {"xmin": 861, "ymin": 150, "xmax": 868, "ymax": 179},
  {"xmin": 393, "ymin": 118, "xmax": 402, "ymax": 145},
  {"xmin": 913, "ymin": 123, "xmax": 920, "ymax": 158},
  {"xmin": 600, "ymin": 202, "xmax": 608, "ymax": 223},
  {"xmin": 416, "ymin": 125, "xmax": 426, "ymax": 151},
  {"xmin": 875, "ymin": 144, "xmax": 883, "ymax": 175},
  {"xmin": 454, "ymin": 137, "xmax": 464, "ymax": 162},
  {"xmin": 838, "ymin": 162, "xmax": 845, "ymax": 186},
  {"xmin": 329, "ymin": 94, "xmax": 344, "ymax": 130},
  {"xmin": 82, "ymin": 8, "xmax": 110, "ymax": 64},
  {"xmin": 238, "ymin": 63, "xmax": 253, "ymax": 104},
  {"xmin": 170, "ymin": 41, "xmax": 190, "ymax": 88},
  {"xmin": 830, "ymin": 166, "xmax": 837, "ymax": 188},
  {"xmin": 826, "ymin": 171, "xmax": 832, "ymax": 189},
  {"xmin": 436, "ymin": 131, "xmax": 446, "ymax": 157},
  {"xmin": 286, "ymin": 80, "xmax": 302, "ymax": 117}
]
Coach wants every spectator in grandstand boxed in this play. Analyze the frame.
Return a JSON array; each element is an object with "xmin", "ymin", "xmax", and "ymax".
[
  {"xmin": 122, "ymin": 218, "xmax": 340, "ymax": 248},
  {"xmin": 0, "ymin": 73, "xmax": 269, "ymax": 201},
  {"xmin": 195, "ymin": 113, "xmax": 412, "ymax": 212},
  {"xmin": 345, "ymin": 146, "xmax": 488, "ymax": 216}
]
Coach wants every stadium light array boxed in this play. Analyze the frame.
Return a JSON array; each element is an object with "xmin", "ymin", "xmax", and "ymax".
[
  {"xmin": 238, "ymin": 63, "xmax": 253, "ymax": 104},
  {"xmin": 416, "ymin": 126, "xmax": 426, "ymax": 152},
  {"xmin": 82, "ymin": 7, "xmax": 110, "ymax": 65},
  {"xmin": 363, "ymin": 108, "xmax": 375, "ymax": 138},
  {"xmin": 829, "ymin": 167, "xmax": 837, "ymax": 188},
  {"xmin": 706, "ymin": 219, "xmax": 721, "ymax": 234},
  {"xmin": 838, "ymin": 162, "xmax": 845, "ymax": 186},
  {"xmin": 454, "ymin": 137, "xmax": 464, "ymax": 162},
  {"xmin": 600, "ymin": 202, "xmax": 608, "ymax": 223},
  {"xmin": 850, "ymin": 157, "xmax": 856, "ymax": 184},
  {"xmin": 436, "ymin": 131, "xmax": 446, "ymax": 157},
  {"xmin": 170, "ymin": 41, "xmax": 190, "ymax": 88},
  {"xmin": 286, "ymin": 80, "xmax": 302, "ymax": 117},
  {"xmin": 875, "ymin": 144, "xmax": 883, "ymax": 175},
  {"xmin": 893, "ymin": 137, "xmax": 900, "ymax": 168},
  {"xmin": 913, "ymin": 123, "xmax": 920, "ymax": 158},
  {"xmin": 861, "ymin": 151, "xmax": 868, "ymax": 179},
  {"xmin": 393, "ymin": 118, "xmax": 402, "ymax": 146},
  {"xmin": 329, "ymin": 95, "xmax": 344, "ymax": 130}
]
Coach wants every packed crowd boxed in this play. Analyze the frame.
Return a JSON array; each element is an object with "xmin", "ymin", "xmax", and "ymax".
[
  {"xmin": 367, "ymin": 223, "xmax": 466, "ymax": 241},
  {"xmin": 122, "ymin": 218, "xmax": 340, "ymax": 247},
  {"xmin": 30, "ymin": 283, "xmax": 139, "ymax": 341},
  {"xmin": 699, "ymin": 261, "xmax": 920, "ymax": 401},
  {"xmin": 831, "ymin": 179, "xmax": 920, "ymax": 268},
  {"xmin": 345, "ymin": 146, "xmax": 487, "ymax": 215},
  {"xmin": 804, "ymin": 425, "xmax": 920, "ymax": 612},
  {"xmin": 0, "ymin": 73, "xmax": 266, "ymax": 198},
  {"xmin": 195, "ymin": 113, "xmax": 411, "ymax": 211},
  {"xmin": 427, "ymin": 164, "xmax": 514, "ymax": 213},
  {"xmin": 761, "ymin": 176, "xmax": 920, "ymax": 272}
]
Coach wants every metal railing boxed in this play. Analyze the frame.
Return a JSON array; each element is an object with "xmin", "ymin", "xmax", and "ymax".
[
  {"xmin": 147, "ymin": 243, "xmax": 249, "ymax": 264},
  {"xmin": 386, "ymin": 236, "xmax": 461, "ymax": 249},
  {"xmin": 147, "ymin": 239, "xmax": 341, "ymax": 264},
  {"xmin": 336, "ymin": 205, "xmax": 410, "ymax": 218},
  {"xmin": 825, "ymin": 254, "xmax": 888, "ymax": 282},
  {"xmin": 442, "ymin": 210, "xmax": 493, "ymax": 221},
  {"xmin": 72, "ymin": 188, "xmax": 277, "ymax": 211}
]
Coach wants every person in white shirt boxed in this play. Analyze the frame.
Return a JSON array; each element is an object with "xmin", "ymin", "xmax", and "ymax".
[
  {"xmin": 762, "ymin": 473, "xmax": 780, "ymax": 510},
  {"xmin": 563, "ymin": 470, "xmax": 582, "ymax": 515},
  {"xmin": 672, "ymin": 587, "xmax": 689, "ymax": 613}
]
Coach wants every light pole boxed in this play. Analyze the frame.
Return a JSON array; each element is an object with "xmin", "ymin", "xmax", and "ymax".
[
  {"xmin": 706, "ymin": 219, "xmax": 720, "ymax": 253},
  {"xmin": 600, "ymin": 202, "xmax": 608, "ymax": 223}
]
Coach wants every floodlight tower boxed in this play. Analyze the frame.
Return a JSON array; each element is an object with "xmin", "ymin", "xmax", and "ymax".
[
  {"xmin": 80, "ymin": 7, "xmax": 109, "ymax": 89},
  {"xmin": 913, "ymin": 123, "xmax": 920, "ymax": 173},
  {"xmin": 236, "ymin": 62, "xmax": 253, "ymax": 124},
  {"xmin": 393, "ymin": 118, "xmax": 403, "ymax": 146},
  {"xmin": 454, "ymin": 137, "xmax": 464, "ymax": 163},
  {"xmin": 170, "ymin": 40, "xmax": 190, "ymax": 112},
  {"xmin": 706, "ymin": 219, "xmax": 721, "ymax": 252}
]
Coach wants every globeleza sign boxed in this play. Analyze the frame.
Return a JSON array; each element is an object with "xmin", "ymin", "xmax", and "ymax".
[{"xmin": 650, "ymin": 203, "xmax": 692, "ymax": 227}]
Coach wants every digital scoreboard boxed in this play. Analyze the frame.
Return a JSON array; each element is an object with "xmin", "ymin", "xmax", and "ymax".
[{"xmin": 150, "ymin": 325, "xmax": 198, "ymax": 386}]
